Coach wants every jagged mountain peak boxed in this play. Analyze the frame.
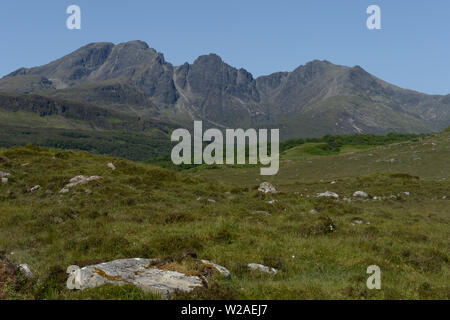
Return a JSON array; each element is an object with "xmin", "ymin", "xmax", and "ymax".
[{"xmin": 0, "ymin": 41, "xmax": 449, "ymax": 137}]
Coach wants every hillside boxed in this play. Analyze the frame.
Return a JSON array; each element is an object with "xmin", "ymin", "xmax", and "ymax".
[
  {"xmin": 1, "ymin": 41, "xmax": 449, "ymax": 138},
  {"xmin": 0, "ymin": 92, "xmax": 179, "ymax": 160},
  {"xmin": 0, "ymin": 130, "xmax": 448, "ymax": 299}
]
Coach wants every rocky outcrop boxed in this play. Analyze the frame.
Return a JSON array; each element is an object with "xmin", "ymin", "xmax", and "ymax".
[{"xmin": 66, "ymin": 258, "xmax": 204, "ymax": 297}]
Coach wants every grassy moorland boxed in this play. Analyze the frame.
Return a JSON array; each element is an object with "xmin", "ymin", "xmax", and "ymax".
[{"xmin": 0, "ymin": 129, "xmax": 449, "ymax": 300}]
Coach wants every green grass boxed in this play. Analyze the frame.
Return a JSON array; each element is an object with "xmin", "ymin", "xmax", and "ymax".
[{"xmin": 0, "ymin": 131, "xmax": 449, "ymax": 300}]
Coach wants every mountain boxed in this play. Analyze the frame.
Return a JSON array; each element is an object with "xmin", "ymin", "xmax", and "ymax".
[{"xmin": 1, "ymin": 40, "xmax": 449, "ymax": 139}]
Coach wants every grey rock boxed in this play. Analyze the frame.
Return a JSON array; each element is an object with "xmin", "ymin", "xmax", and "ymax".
[
  {"xmin": 258, "ymin": 182, "xmax": 277, "ymax": 194},
  {"xmin": 247, "ymin": 263, "xmax": 277, "ymax": 275},
  {"xmin": 1, "ymin": 177, "xmax": 7, "ymax": 184},
  {"xmin": 0, "ymin": 171, "xmax": 10, "ymax": 178},
  {"xmin": 66, "ymin": 258, "xmax": 204, "ymax": 297},
  {"xmin": 107, "ymin": 162, "xmax": 116, "ymax": 170},
  {"xmin": 200, "ymin": 260, "xmax": 231, "ymax": 279},
  {"xmin": 316, "ymin": 191, "xmax": 339, "ymax": 199},
  {"xmin": 255, "ymin": 210, "xmax": 271, "ymax": 216},
  {"xmin": 353, "ymin": 191, "xmax": 368, "ymax": 198},
  {"xmin": 19, "ymin": 264, "xmax": 34, "ymax": 278},
  {"xmin": 29, "ymin": 185, "xmax": 40, "ymax": 192}
]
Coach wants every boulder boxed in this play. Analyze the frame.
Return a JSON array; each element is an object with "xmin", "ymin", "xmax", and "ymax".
[
  {"xmin": 353, "ymin": 191, "xmax": 368, "ymax": 198},
  {"xmin": 258, "ymin": 182, "xmax": 277, "ymax": 194},
  {"xmin": 200, "ymin": 260, "xmax": 231, "ymax": 279},
  {"xmin": 66, "ymin": 258, "xmax": 204, "ymax": 297},
  {"xmin": 316, "ymin": 191, "xmax": 339, "ymax": 199},
  {"xmin": 247, "ymin": 263, "xmax": 277, "ymax": 275}
]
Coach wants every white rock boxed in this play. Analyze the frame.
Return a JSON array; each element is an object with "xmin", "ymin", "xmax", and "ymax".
[
  {"xmin": 59, "ymin": 188, "xmax": 70, "ymax": 194},
  {"xmin": 247, "ymin": 263, "xmax": 277, "ymax": 275},
  {"xmin": 309, "ymin": 209, "xmax": 318, "ymax": 215},
  {"xmin": 258, "ymin": 182, "xmax": 277, "ymax": 194},
  {"xmin": 29, "ymin": 185, "xmax": 40, "ymax": 192},
  {"xmin": 353, "ymin": 191, "xmax": 368, "ymax": 198},
  {"xmin": 401, "ymin": 192, "xmax": 410, "ymax": 196},
  {"xmin": 316, "ymin": 191, "xmax": 339, "ymax": 199},
  {"xmin": 107, "ymin": 163, "xmax": 116, "ymax": 170},
  {"xmin": 207, "ymin": 199, "xmax": 216, "ymax": 203},
  {"xmin": 1, "ymin": 177, "xmax": 7, "ymax": 184},
  {"xmin": 19, "ymin": 264, "xmax": 34, "ymax": 278},
  {"xmin": 66, "ymin": 258, "xmax": 204, "ymax": 297},
  {"xmin": 201, "ymin": 260, "xmax": 231, "ymax": 279}
]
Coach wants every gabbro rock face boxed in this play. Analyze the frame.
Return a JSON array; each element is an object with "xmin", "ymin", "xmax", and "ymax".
[
  {"xmin": 258, "ymin": 182, "xmax": 277, "ymax": 194},
  {"xmin": 66, "ymin": 258, "xmax": 204, "ymax": 297}
]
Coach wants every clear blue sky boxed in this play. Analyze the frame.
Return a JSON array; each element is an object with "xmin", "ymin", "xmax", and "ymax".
[{"xmin": 0, "ymin": 0, "xmax": 449, "ymax": 94}]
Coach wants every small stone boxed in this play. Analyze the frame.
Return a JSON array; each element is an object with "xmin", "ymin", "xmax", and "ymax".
[
  {"xmin": 255, "ymin": 211, "xmax": 271, "ymax": 216},
  {"xmin": 267, "ymin": 200, "xmax": 277, "ymax": 204},
  {"xmin": 59, "ymin": 188, "xmax": 70, "ymax": 194},
  {"xmin": 201, "ymin": 260, "xmax": 231, "ymax": 279},
  {"xmin": 1, "ymin": 177, "xmax": 7, "ymax": 184},
  {"xmin": 309, "ymin": 209, "xmax": 318, "ymax": 215},
  {"xmin": 107, "ymin": 162, "xmax": 116, "ymax": 170},
  {"xmin": 0, "ymin": 171, "xmax": 10, "ymax": 178},
  {"xmin": 353, "ymin": 191, "xmax": 368, "ymax": 198},
  {"xmin": 316, "ymin": 191, "xmax": 339, "ymax": 199},
  {"xmin": 19, "ymin": 264, "xmax": 33, "ymax": 278},
  {"xmin": 258, "ymin": 182, "xmax": 277, "ymax": 194},
  {"xmin": 29, "ymin": 185, "xmax": 40, "ymax": 192},
  {"xmin": 207, "ymin": 199, "xmax": 216, "ymax": 203},
  {"xmin": 247, "ymin": 263, "xmax": 277, "ymax": 275}
]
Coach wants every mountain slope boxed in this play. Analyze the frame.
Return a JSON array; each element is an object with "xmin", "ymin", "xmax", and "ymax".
[{"xmin": 0, "ymin": 41, "xmax": 449, "ymax": 138}]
